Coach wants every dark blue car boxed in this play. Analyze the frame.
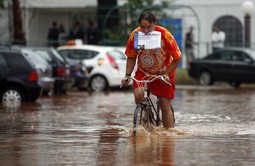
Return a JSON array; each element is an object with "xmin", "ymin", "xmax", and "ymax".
[
  {"xmin": 0, "ymin": 50, "xmax": 42, "ymax": 103},
  {"xmin": 188, "ymin": 47, "xmax": 255, "ymax": 87}
]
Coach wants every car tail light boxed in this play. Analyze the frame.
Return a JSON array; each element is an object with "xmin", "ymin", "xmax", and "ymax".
[
  {"xmin": 57, "ymin": 67, "xmax": 66, "ymax": 76},
  {"xmin": 28, "ymin": 70, "xmax": 38, "ymax": 81},
  {"xmin": 106, "ymin": 53, "xmax": 119, "ymax": 70}
]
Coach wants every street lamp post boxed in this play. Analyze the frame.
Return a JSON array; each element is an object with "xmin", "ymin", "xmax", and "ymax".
[{"xmin": 241, "ymin": 1, "xmax": 254, "ymax": 48}]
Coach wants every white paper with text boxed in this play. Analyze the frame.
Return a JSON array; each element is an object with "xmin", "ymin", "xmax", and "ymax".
[{"xmin": 134, "ymin": 31, "xmax": 161, "ymax": 50}]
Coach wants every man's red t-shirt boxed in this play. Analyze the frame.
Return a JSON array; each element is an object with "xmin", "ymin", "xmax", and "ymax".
[{"xmin": 125, "ymin": 25, "xmax": 182, "ymax": 99}]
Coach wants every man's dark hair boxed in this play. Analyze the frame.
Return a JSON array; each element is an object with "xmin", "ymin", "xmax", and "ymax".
[{"xmin": 138, "ymin": 11, "xmax": 156, "ymax": 24}]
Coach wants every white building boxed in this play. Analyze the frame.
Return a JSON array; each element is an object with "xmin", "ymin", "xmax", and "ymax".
[
  {"xmin": 0, "ymin": 0, "xmax": 254, "ymax": 64},
  {"xmin": 173, "ymin": 0, "xmax": 255, "ymax": 65}
]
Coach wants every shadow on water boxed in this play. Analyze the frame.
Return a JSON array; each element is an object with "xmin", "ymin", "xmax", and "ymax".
[{"xmin": 1, "ymin": 86, "xmax": 255, "ymax": 165}]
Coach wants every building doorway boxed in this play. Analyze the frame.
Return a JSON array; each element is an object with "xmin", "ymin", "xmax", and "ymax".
[{"xmin": 213, "ymin": 16, "xmax": 243, "ymax": 47}]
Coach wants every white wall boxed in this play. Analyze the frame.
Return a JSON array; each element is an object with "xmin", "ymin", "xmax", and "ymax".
[
  {"xmin": 1, "ymin": 0, "xmax": 255, "ymax": 53},
  {"xmin": 0, "ymin": 9, "xmax": 10, "ymax": 44},
  {"xmin": 25, "ymin": 10, "xmax": 70, "ymax": 46},
  {"xmin": 173, "ymin": 0, "xmax": 255, "ymax": 58}
]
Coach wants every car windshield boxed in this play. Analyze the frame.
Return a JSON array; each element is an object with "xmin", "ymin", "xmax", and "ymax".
[
  {"xmin": 51, "ymin": 49, "xmax": 66, "ymax": 63},
  {"xmin": 33, "ymin": 50, "xmax": 52, "ymax": 63},
  {"xmin": 107, "ymin": 50, "xmax": 126, "ymax": 60},
  {"xmin": 247, "ymin": 49, "xmax": 255, "ymax": 60},
  {"xmin": 32, "ymin": 48, "xmax": 66, "ymax": 66},
  {"xmin": 59, "ymin": 49, "xmax": 98, "ymax": 60},
  {"xmin": 22, "ymin": 49, "xmax": 48, "ymax": 66}
]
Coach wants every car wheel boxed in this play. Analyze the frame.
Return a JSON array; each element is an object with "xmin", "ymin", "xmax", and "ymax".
[
  {"xmin": 229, "ymin": 81, "xmax": 241, "ymax": 88},
  {"xmin": 0, "ymin": 86, "xmax": 25, "ymax": 104},
  {"xmin": 89, "ymin": 75, "xmax": 108, "ymax": 92},
  {"xmin": 199, "ymin": 71, "xmax": 213, "ymax": 86}
]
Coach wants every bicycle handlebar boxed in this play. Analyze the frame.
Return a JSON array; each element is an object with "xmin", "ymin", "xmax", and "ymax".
[{"xmin": 131, "ymin": 75, "xmax": 171, "ymax": 86}]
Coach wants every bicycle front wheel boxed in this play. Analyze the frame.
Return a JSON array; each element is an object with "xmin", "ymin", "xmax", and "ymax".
[{"xmin": 133, "ymin": 104, "xmax": 146, "ymax": 135}]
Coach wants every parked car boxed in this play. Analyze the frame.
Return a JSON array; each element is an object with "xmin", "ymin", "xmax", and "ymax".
[
  {"xmin": 67, "ymin": 61, "xmax": 89, "ymax": 90},
  {"xmin": 57, "ymin": 45, "xmax": 128, "ymax": 92},
  {"xmin": 25, "ymin": 47, "xmax": 74, "ymax": 94},
  {"xmin": 0, "ymin": 50, "xmax": 42, "ymax": 104},
  {"xmin": 20, "ymin": 49, "xmax": 55, "ymax": 95},
  {"xmin": 188, "ymin": 47, "xmax": 255, "ymax": 87}
]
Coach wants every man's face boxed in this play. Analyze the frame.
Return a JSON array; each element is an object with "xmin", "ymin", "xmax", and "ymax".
[{"xmin": 139, "ymin": 19, "xmax": 156, "ymax": 34}]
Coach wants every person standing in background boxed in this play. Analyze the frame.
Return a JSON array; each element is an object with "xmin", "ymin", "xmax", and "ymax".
[
  {"xmin": 47, "ymin": 21, "xmax": 60, "ymax": 47},
  {"xmin": 211, "ymin": 26, "xmax": 226, "ymax": 52},
  {"xmin": 68, "ymin": 21, "xmax": 85, "ymax": 42},
  {"xmin": 58, "ymin": 23, "xmax": 67, "ymax": 46},
  {"xmin": 184, "ymin": 26, "xmax": 195, "ymax": 68},
  {"xmin": 86, "ymin": 21, "xmax": 99, "ymax": 45}
]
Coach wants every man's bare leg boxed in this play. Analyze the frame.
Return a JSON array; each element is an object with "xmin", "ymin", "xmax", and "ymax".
[{"xmin": 159, "ymin": 97, "xmax": 174, "ymax": 128}]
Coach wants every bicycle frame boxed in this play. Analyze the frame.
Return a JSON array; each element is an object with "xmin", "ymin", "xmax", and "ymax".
[
  {"xmin": 131, "ymin": 75, "xmax": 174, "ymax": 135},
  {"xmin": 144, "ymin": 90, "xmax": 162, "ymax": 126},
  {"xmin": 132, "ymin": 77, "xmax": 163, "ymax": 135}
]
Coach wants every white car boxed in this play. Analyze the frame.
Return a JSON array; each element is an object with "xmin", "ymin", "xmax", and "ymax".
[{"xmin": 57, "ymin": 45, "xmax": 129, "ymax": 91}]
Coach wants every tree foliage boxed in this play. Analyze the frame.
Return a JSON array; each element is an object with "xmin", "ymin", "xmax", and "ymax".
[
  {"xmin": 0, "ymin": 1, "xmax": 4, "ymax": 8},
  {"xmin": 101, "ymin": 0, "xmax": 172, "ymax": 45}
]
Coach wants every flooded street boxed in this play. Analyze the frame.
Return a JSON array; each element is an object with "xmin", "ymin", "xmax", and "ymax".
[{"xmin": 1, "ymin": 85, "xmax": 255, "ymax": 166}]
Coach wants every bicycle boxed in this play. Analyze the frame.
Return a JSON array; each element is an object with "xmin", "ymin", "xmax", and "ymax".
[{"xmin": 131, "ymin": 75, "xmax": 175, "ymax": 136}]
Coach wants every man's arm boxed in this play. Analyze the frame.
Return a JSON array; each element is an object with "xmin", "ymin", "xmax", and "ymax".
[
  {"xmin": 125, "ymin": 57, "xmax": 136, "ymax": 76},
  {"xmin": 162, "ymin": 57, "xmax": 182, "ymax": 82},
  {"xmin": 121, "ymin": 57, "xmax": 136, "ymax": 86}
]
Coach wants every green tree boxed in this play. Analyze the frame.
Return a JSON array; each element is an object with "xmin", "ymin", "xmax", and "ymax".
[
  {"xmin": 98, "ymin": 0, "xmax": 173, "ymax": 45},
  {"xmin": 0, "ymin": 0, "xmax": 4, "ymax": 8}
]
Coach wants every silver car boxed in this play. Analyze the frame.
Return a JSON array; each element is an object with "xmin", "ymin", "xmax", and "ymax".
[{"xmin": 21, "ymin": 49, "xmax": 55, "ymax": 95}]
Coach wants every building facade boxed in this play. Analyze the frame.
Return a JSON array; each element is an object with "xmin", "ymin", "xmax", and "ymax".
[
  {"xmin": 0, "ymin": 0, "xmax": 254, "ymax": 65},
  {"xmin": 174, "ymin": 0, "xmax": 255, "ymax": 65}
]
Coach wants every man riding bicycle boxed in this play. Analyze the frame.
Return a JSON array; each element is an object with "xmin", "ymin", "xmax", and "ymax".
[{"xmin": 121, "ymin": 11, "xmax": 182, "ymax": 129}]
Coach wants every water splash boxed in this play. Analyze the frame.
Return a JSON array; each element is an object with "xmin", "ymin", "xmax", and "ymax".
[{"xmin": 126, "ymin": 125, "xmax": 186, "ymax": 137}]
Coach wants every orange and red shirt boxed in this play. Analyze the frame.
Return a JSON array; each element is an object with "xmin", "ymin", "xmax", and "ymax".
[{"xmin": 125, "ymin": 25, "xmax": 181, "ymax": 76}]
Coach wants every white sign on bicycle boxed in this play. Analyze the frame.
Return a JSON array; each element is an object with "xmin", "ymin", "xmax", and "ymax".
[{"xmin": 134, "ymin": 31, "xmax": 161, "ymax": 50}]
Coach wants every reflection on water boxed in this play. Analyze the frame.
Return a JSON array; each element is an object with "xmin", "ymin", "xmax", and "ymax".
[
  {"xmin": 127, "ymin": 135, "xmax": 176, "ymax": 166},
  {"xmin": 1, "ymin": 87, "xmax": 255, "ymax": 165}
]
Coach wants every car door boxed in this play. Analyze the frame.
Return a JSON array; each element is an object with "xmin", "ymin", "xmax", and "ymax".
[
  {"xmin": 204, "ymin": 51, "xmax": 233, "ymax": 80},
  {"xmin": 0, "ymin": 54, "xmax": 9, "ymax": 81},
  {"xmin": 230, "ymin": 51, "xmax": 255, "ymax": 81},
  {"xmin": 216, "ymin": 50, "xmax": 239, "ymax": 80}
]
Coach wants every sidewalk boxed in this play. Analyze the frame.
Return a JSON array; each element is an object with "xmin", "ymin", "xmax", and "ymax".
[{"xmin": 176, "ymin": 84, "xmax": 231, "ymax": 90}]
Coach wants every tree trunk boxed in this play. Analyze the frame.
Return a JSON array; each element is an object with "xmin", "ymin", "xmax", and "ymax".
[{"xmin": 12, "ymin": 0, "xmax": 26, "ymax": 45}]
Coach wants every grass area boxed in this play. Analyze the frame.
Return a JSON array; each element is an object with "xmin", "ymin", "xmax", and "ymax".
[{"xmin": 175, "ymin": 68, "xmax": 198, "ymax": 85}]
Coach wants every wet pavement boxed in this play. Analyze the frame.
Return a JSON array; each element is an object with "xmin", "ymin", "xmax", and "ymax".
[{"xmin": 1, "ymin": 85, "xmax": 255, "ymax": 166}]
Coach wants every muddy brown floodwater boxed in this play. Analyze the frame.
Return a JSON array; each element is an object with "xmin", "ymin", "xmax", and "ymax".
[{"xmin": 1, "ymin": 85, "xmax": 255, "ymax": 166}]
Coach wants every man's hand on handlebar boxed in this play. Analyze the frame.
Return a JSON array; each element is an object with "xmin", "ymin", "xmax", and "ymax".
[
  {"xmin": 161, "ymin": 74, "xmax": 170, "ymax": 84},
  {"xmin": 121, "ymin": 76, "xmax": 131, "ymax": 87}
]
